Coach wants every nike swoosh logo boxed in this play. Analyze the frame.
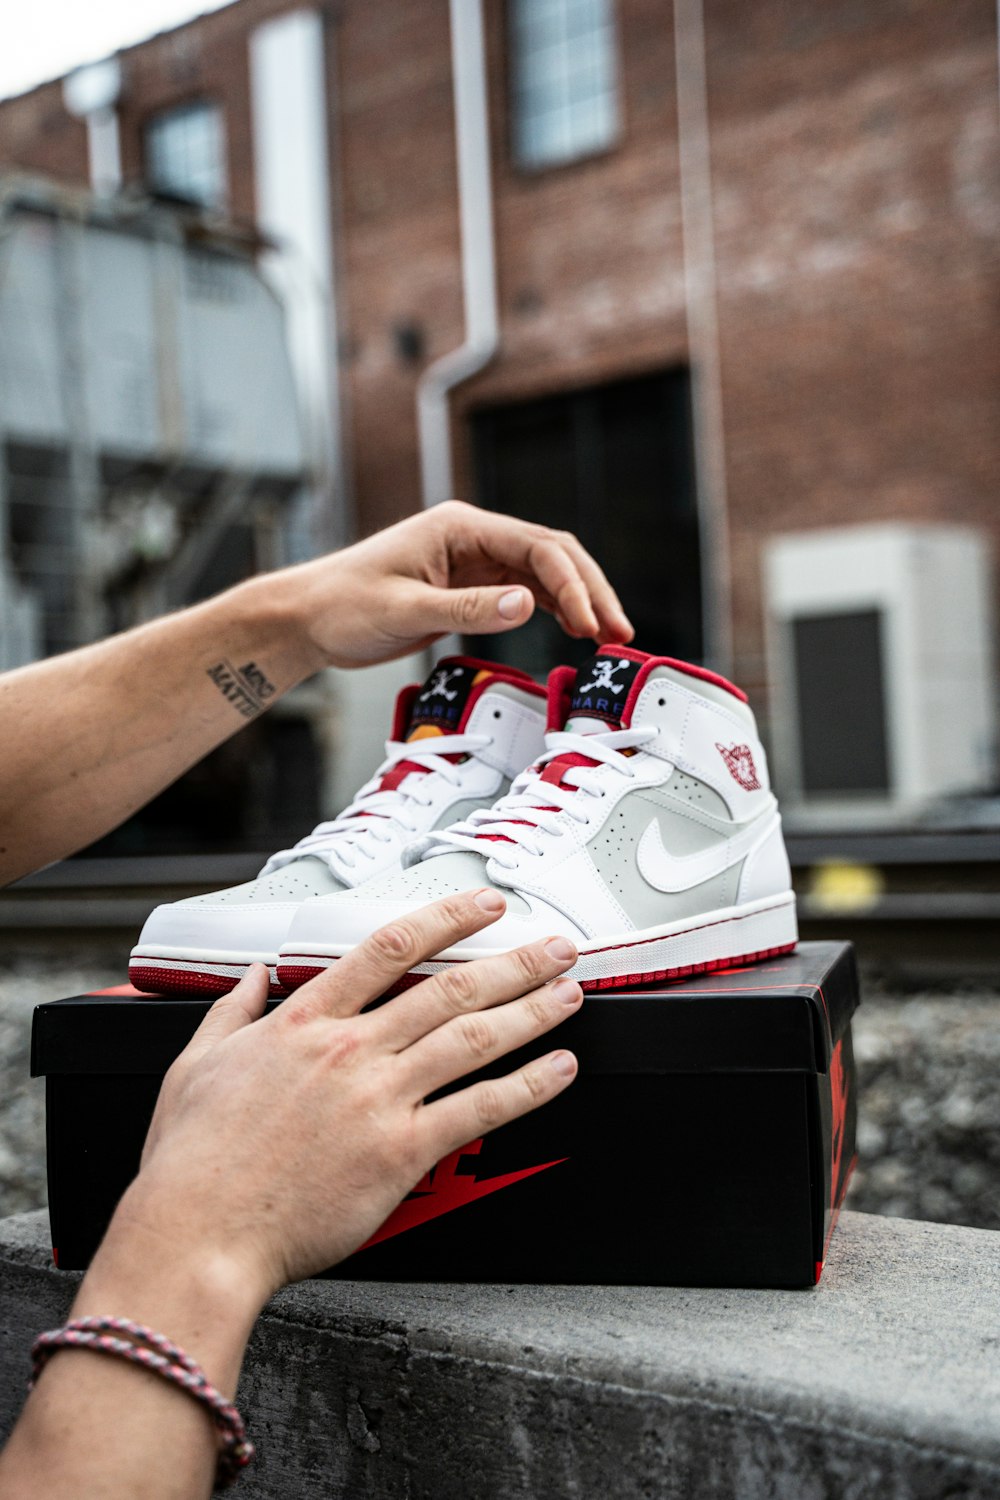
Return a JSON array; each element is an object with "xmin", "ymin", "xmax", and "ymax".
[
  {"xmin": 636, "ymin": 813, "xmax": 775, "ymax": 894},
  {"xmin": 356, "ymin": 1138, "xmax": 567, "ymax": 1252}
]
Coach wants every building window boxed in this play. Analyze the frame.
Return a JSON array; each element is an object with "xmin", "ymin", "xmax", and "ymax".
[
  {"xmin": 509, "ymin": 0, "xmax": 620, "ymax": 170},
  {"xmin": 145, "ymin": 101, "xmax": 227, "ymax": 209}
]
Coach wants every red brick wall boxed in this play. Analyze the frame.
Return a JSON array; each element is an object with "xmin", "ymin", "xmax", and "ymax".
[
  {"xmin": 335, "ymin": 0, "xmax": 464, "ymax": 534},
  {"xmin": 705, "ymin": 0, "xmax": 1000, "ymax": 692},
  {"xmin": 0, "ymin": 78, "xmax": 88, "ymax": 181}
]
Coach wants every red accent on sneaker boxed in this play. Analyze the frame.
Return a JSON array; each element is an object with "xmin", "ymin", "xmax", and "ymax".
[
  {"xmin": 539, "ymin": 752, "xmax": 595, "ymax": 786},
  {"xmin": 545, "ymin": 665, "xmax": 579, "ymax": 732},
  {"xmin": 279, "ymin": 962, "xmax": 334, "ymax": 990},
  {"xmin": 715, "ymin": 742, "xmax": 762, "ymax": 791},
  {"xmin": 617, "ymin": 651, "xmax": 748, "ymax": 729},
  {"xmin": 391, "ymin": 684, "xmax": 420, "ymax": 742},
  {"xmin": 578, "ymin": 943, "xmax": 795, "ymax": 991},
  {"xmin": 127, "ymin": 962, "xmax": 287, "ymax": 999}
]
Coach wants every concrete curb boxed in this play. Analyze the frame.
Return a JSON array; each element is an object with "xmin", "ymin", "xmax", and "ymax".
[{"xmin": 1, "ymin": 1209, "xmax": 998, "ymax": 1497}]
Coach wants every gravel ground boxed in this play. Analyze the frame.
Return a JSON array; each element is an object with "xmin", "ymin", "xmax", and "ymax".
[
  {"xmin": 845, "ymin": 987, "xmax": 1000, "ymax": 1229},
  {"xmin": 0, "ymin": 956, "xmax": 122, "ymax": 1217},
  {"xmin": 1, "ymin": 958, "xmax": 998, "ymax": 1232}
]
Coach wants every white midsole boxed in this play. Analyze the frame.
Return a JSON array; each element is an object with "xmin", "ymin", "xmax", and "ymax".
[
  {"xmin": 278, "ymin": 892, "xmax": 798, "ymax": 982},
  {"xmin": 130, "ymin": 945, "xmax": 278, "ymax": 965}
]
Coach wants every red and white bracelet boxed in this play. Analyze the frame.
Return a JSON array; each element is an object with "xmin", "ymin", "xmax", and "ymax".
[{"xmin": 30, "ymin": 1315, "xmax": 254, "ymax": 1487}]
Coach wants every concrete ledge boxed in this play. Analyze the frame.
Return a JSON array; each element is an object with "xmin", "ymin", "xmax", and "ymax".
[{"xmin": 1, "ymin": 1210, "xmax": 998, "ymax": 1498}]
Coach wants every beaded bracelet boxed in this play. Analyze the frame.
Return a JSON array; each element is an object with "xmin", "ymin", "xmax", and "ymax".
[{"xmin": 30, "ymin": 1316, "xmax": 254, "ymax": 1487}]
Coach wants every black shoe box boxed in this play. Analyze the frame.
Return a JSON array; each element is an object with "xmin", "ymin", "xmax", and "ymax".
[{"xmin": 31, "ymin": 941, "xmax": 858, "ymax": 1287}]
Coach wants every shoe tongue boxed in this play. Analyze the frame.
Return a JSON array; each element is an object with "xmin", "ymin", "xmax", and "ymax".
[
  {"xmin": 563, "ymin": 648, "xmax": 648, "ymax": 734},
  {"xmin": 405, "ymin": 658, "xmax": 502, "ymax": 742}
]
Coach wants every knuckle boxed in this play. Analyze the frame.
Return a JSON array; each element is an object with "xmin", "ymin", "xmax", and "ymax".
[
  {"xmin": 438, "ymin": 964, "xmax": 479, "ymax": 1015},
  {"xmin": 323, "ymin": 1025, "xmax": 361, "ymax": 1069},
  {"xmin": 368, "ymin": 920, "xmax": 419, "ymax": 968},
  {"xmin": 441, "ymin": 893, "xmax": 475, "ymax": 928},
  {"xmin": 520, "ymin": 1063, "xmax": 548, "ymax": 1103},
  {"xmin": 525, "ymin": 991, "xmax": 555, "ymax": 1029},
  {"xmin": 451, "ymin": 589, "xmax": 484, "ymax": 628},
  {"xmin": 512, "ymin": 944, "xmax": 545, "ymax": 987},
  {"xmin": 460, "ymin": 1013, "xmax": 497, "ymax": 1059},
  {"xmin": 474, "ymin": 1083, "xmax": 506, "ymax": 1132}
]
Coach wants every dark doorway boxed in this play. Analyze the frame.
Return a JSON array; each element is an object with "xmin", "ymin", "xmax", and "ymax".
[
  {"xmin": 467, "ymin": 368, "xmax": 702, "ymax": 680},
  {"xmin": 79, "ymin": 715, "xmax": 324, "ymax": 858}
]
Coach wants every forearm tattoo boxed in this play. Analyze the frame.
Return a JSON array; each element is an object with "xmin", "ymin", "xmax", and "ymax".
[{"xmin": 206, "ymin": 660, "xmax": 277, "ymax": 720}]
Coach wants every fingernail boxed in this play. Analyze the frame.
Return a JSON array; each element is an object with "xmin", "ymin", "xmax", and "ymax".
[
  {"xmin": 498, "ymin": 588, "xmax": 528, "ymax": 619},
  {"xmin": 551, "ymin": 978, "xmax": 582, "ymax": 1006},
  {"xmin": 549, "ymin": 1050, "xmax": 577, "ymax": 1078},
  {"xmin": 544, "ymin": 936, "xmax": 576, "ymax": 962},
  {"xmin": 474, "ymin": 888, "xmax": 505, "ymax": 913}
]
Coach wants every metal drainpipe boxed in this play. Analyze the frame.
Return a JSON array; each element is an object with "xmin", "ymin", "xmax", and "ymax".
[
  {"xmin": 417, "ymin": 0, "xmax": 499, "ymax": 508},
  {"xmin": 674, "ymin": 0, "xmax": 734, "ymax": 679}
]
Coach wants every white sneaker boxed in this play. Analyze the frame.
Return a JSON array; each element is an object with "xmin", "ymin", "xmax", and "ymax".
[
  {"xmin": 277, "ymin": 647, "xmax": 797, "ymax": 993},
  {"xmin": 129, "ymin": 657, "xmax": 547, "ymax": 996}
]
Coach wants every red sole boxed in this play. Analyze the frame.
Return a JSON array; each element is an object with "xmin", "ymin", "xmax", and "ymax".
[
  {"xmin": 278, "ymin": 942, "xmax": 797, "ymax": 997},
  {"xmin": 127, "ymin": 964, "xmax": 288, "ymax": 999}
]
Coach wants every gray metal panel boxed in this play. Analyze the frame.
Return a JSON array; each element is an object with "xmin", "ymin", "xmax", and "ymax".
[
  {"xmin": 0, "ymin": 213, "xmax": 68, "ymax": 442},
  {"xmin": 177, "ymin": 249, "xmax": 305, "ymax": 473},
  {"xmin": 78, "ymin": 225, "xmax": 161, "ymax": 454},
  {"xmin": 0, "ymin": 200, "xmax": 306, "ymax": 476}
]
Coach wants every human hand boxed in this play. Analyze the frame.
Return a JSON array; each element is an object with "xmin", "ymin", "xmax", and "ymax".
[
  {"xmin": 116, "ymin": 889, "xmax": 581, "ymax": 1307},
  {"xmin": 283, "ymin": 499, "xmax": 633, "ymax": 669}
]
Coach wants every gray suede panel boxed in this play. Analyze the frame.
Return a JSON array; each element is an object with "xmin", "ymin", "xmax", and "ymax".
[
  {"xmin": 433, "ymin": 780, "xmax": 511, "ymax": 833},
  {"xmin": 585, "ymin": 772, "xmax": 751, "ymax": 929},
  {"xmin": 352, "ymin": 851, "xmax": 532, "ymax": 915},
  {"xmin": 182, "ymin": 856, "xmax": 347, "ymax": 907},
  {"xmin": 652, "ymin": 767, "xmax": 733, "ymax": 824}
]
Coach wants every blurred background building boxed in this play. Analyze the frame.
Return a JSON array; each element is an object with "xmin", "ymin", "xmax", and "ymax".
[{"xmin": 0, "ymin": 0, "xmax": 997, "ymax": 907}]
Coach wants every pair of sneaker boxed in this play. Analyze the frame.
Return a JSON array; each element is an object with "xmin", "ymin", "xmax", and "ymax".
[{"xmin": 129, "ymin": 647, "xmax": 797, "ymax": 998}]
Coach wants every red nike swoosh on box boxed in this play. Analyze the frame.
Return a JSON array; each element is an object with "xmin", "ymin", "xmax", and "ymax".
[{"xmin": 358, "ymin": 1138, "xmax": 568, "ymax": 1252}]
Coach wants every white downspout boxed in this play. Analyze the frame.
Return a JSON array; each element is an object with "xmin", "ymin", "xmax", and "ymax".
[
  {"xmin": 674, "ymin": 0, "xmax": 733, "ymax": 678},
  {"xmin": 62, "ymin": 58, "xmax": 123, "ymax": 198},
  {"xmin": 417, "ymin": 0, "xmax": 499, "ymax": 507}
]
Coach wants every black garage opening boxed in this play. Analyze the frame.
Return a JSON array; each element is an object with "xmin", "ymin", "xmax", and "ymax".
[{"xmin": 466, "ymin": 367, "xmax": 702, "ymax": 680}]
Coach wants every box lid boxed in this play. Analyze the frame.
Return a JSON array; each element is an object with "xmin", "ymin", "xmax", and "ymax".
[{"xmin": 32, "ymin": 942, "xmax": 858, "ymax": 1079}]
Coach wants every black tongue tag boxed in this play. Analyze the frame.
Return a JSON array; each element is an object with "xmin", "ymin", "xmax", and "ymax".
[
  {"xmin": 567, "ymin": 652, "xmax": 644, "ymax": 728},
  {"xmin": 408, "ymin": 659, "xmax": 481, "ymax": 735}
]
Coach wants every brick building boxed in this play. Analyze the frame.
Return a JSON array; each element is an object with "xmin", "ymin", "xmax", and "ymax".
[{"xmin": 1, "ymin": 0, "xmax": 998, "ymax": 708}]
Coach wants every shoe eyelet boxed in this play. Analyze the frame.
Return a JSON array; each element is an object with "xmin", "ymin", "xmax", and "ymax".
[
  {"xmin": 493, "ymin": 709, "xmax": 502, "ymax": 719},
  {"xmin": 657, "ymin": 697, "xmax": 666, "ymax": 707}
]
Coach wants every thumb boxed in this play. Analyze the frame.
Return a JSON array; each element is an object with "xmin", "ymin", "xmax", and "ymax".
[
  {"xmin": 188, "ymin": 964, "xmax": 270, "ymax": 1054},
  {"xmin": 419, "ymin": 583, "xmax": 535, "ymax": 636}
]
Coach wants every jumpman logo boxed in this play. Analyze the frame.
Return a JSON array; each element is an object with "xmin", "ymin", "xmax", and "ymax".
[
  {"xmin": 420, "ymin": 667, "xmax": 464, "ymax": 702},
  {"xmin": 578, "ymin": 658, "xmax": 629, "ymax": 695}
]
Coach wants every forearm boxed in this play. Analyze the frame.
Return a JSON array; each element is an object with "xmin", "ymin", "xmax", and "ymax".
[
  {"xmin": 0, "ymin": 573, "xmax": 325, "ymax": 885},
  {"xmin": 0, "ymin": 1190, "xmax": 266, "ymax": 1500}
]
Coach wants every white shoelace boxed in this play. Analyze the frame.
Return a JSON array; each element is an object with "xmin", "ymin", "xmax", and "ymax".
[
  {"xmin": 422, "ymin": 725, "xmax": 657, "ymax": 871},
  {"xmin": 261, "ymin": 732, "xmax": 492, "ymax": 878}
]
